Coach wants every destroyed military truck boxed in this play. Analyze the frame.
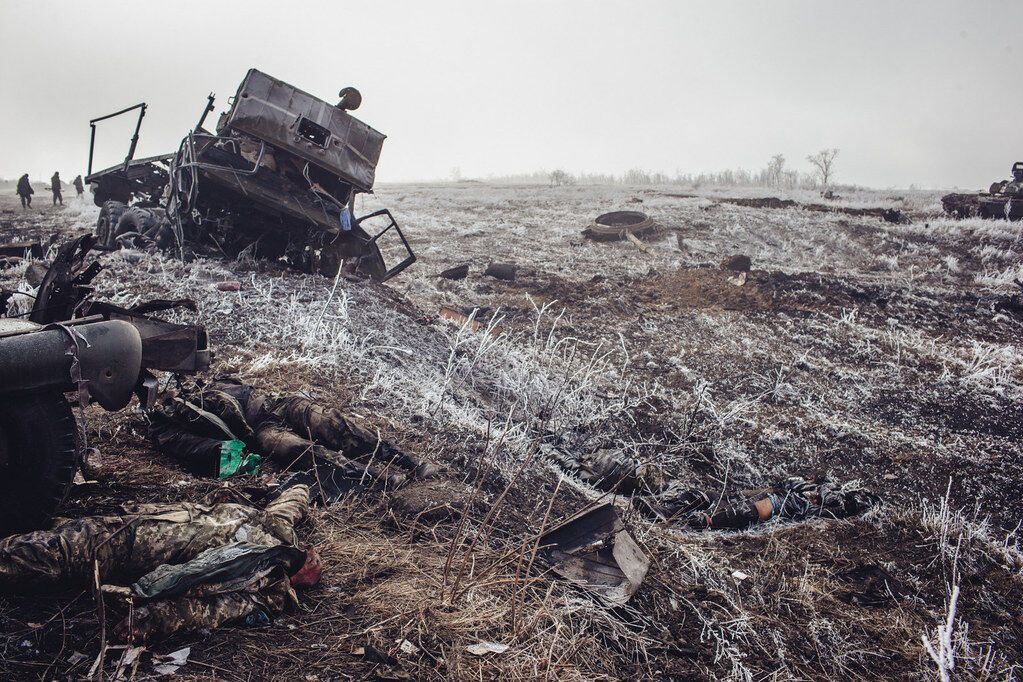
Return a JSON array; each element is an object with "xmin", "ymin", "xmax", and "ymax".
[
  {"xmin": 84, "ymin": 69, "xmax": 415, "ymax": 280},
  {"xmin": 942, "ymin": 161, "xmax": 1023, "ymax": 221},
  {"xmin": 0, "ymin": 236, "xmax": 210, "ymax": 535}
]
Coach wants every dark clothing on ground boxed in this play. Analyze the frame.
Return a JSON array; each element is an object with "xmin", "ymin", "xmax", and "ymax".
[{"xmin": 16, "ymin": 175, "xmax": 33, "ymax": 209}]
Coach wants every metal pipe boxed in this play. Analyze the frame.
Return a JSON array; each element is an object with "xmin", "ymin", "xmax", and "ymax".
[{"xmin": 124, "ymin": 103, "xmax": 148, "ymax": 172}]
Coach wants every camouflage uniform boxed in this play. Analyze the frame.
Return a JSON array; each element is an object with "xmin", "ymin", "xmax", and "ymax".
[
  {"xmin": 0, "ymin": 486, "xmax": 310, "ymax": 640},
  {"xmin": 629, "ymin": 476, "xmax": 880, "ymax": 529},
  {"xmin": 541, "ymin": 444, "xmax": 663, "ymax": 495},
  {"xmin": 186, "ymin": 380, "xmax": 432, "ymax": 483},
  {"xmin": 129, "ymin": 568, "xmax": 297, "ymax": 641}
]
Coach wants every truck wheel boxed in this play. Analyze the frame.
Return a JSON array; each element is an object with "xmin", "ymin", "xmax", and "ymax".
[
  {"xmin": 97, "ymin": 200, "xmax": 128, "ymax": 248},
  {"xmin": 0, "ymin": 392, "xmax": 78, "ymax": 536},
  {"xmin": 113, "ymin": 209, "xmax": 165, "ymax": 249}
]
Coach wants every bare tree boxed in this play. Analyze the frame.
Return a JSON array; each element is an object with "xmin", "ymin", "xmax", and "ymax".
[
  {"xmin": 806, "ymin": 148, "xmax": 840, "ymax": 188},
  {"xmin": 763, "ymin": 154, "xmax": 786, "ymax": 187},
  {"xmin": 549, "ymin": 169, "xmax": 572, "ymax": 187}
]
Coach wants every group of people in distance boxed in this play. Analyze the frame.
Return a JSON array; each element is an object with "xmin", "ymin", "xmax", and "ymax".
[{"xmin": 15, "ymin": 172, "xmax": 84, "ymax": 208}]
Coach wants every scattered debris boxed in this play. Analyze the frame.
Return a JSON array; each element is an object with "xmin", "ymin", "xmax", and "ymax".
[
  {"xmin": 67, "ymin": 651, "xmax": 89, "ymax": 666},
  {"xmin": 727, "ymin": 271, "xmax": 748, "ymax": 287},
  {"xmin": 625, "ymin": 230, "xmax": 653, "ymax": 255},
  {"xmin": 152, "ymin": 647, "xmax": 191, "ymax": 676},
  {"xmin": 437, "ymin": 264, "xmax": 470, "ymax": 280},
  {"xmin": 438, "ymin": 306, "xmax": 505, "ymax": 335},
  {"xmin": 701, "ymin": 196, "xmax": 910, "ymax": 223},
  {"xmin": 719, "ymin": 254, "xmax": 752, "ymax": 272},
  {"xmin": 582, "ymin": 210, "xmax": 657, "ymax": 242},
  {"xmin": 215, "ymin": 280, "xmax": 242, "ymax": 292},
  {"xmin": 484, "ymin": 262, "xmax": 518, "ymax": 281},
  {"xmin": 465, "ymin": 642, "xmax": 510, "ymax": 656},
  {"xmin": 836, "ymin": 563, "xmax": 910, "ymax": 607},
  {"xmin": 0, "ymin": 241, "xmax": 42, "ymax": 259},
  {"xmin": 539, "ymin": 502, "xmax": 650, "ymax": 604}
]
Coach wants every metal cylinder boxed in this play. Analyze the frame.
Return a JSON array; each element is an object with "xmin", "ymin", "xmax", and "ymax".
[{"xmin": 0, "ymin": 320, "xmax": 143, "ymax": 410}]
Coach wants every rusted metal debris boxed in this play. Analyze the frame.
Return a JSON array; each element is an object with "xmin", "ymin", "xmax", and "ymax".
[
  {"xmin": 84, "ymin": 69, "xmax": 416, "ymax": 281},
  {"xmin": 539, "ymin": 502, "xmax": 649, "ymax": 604},
  {"xmin": 484, "ymin": 262, "xmax": 518, "ymax": 281},
  {"xmin": 720, "ymin": 254, "xmax": 752, "ymax": 272},
  {"xmin": 582, "ymin": 211, "xmax": 658, "ymax": 242},
  {"xmin": 437, "ymin": 264, "xmax": 470, "ymax": 280}
]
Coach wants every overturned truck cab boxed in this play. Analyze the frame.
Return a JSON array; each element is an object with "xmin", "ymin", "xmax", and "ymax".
[{"xmin": 85, "ymin": 69, "xmax": 415, "ymax": 281}]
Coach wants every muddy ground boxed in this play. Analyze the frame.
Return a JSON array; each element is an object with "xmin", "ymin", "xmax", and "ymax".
[{"xmin": 1, "ymin": 185, "xmax": 1022, "ymax": 680}]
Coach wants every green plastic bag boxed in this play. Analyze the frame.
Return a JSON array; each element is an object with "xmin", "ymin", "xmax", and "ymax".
[{"xmin": 217, "ymin": 440, "xmax": 262, "ymax": 479}]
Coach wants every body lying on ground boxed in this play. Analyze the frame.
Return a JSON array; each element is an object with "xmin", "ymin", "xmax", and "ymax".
[
  {"xmin": 0, "ymin": 485, "xmax": 319, "ymax": 641},
  {"xmin": 149, "ymin": 378, "xmax": 440, "ymax": 491},
  {"xmin": 636, "ymin": 476, "xmax": 880, "ymax": 529},
  {"xmin": 543, "ymin": 443, "xmax": 878, "ymax": 529}
]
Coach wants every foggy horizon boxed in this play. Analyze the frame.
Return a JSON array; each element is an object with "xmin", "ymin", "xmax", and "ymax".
[{"xmin": 2, "ymin": 0, "xmax": 1021, "ymax": 190}]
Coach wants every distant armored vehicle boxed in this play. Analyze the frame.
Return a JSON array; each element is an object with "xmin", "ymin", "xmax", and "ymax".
[
  {"xmin": 942, "ymin": 162, "xmax": 1023, "ymax": 221},
  {"xmin": 85, "ymin": 69, "xmax": 415, "ymax": 280}
]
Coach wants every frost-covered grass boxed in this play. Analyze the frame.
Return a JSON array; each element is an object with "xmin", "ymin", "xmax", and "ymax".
[{"xmin": 3, "ymin": 185, "xmax": 1022, "ymax": 680}]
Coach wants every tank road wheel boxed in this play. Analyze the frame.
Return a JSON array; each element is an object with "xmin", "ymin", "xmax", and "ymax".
[
  {"xmin": 0, "ymin": 393, "xmax": 79, "ymax": 536},
  {"xmin": 97, "ymin": 200, "xmax": 127, "ymax": 248}
]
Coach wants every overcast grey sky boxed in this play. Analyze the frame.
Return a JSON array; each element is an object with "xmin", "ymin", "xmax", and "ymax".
[{"xmin": 1, "ymin": 0, "xmax": 1020, "ymax": 189}]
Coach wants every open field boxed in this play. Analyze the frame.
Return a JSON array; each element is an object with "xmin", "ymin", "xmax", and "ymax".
[{"xmin": 1, "ymin": 183, "xmax": 1022, "ymax": 680}]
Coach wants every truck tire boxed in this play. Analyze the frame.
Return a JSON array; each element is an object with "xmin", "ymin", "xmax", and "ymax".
[
  {"xmin": 113, "ymin": 207, "xmax": 162, "ymax": 245},
  {"xmin": 97, "ymin": 200, "xmax": 127, "ymax": 248},
  {"xmin": 0, "ymin": 392, "xmax": 78, "ymax": 536}
]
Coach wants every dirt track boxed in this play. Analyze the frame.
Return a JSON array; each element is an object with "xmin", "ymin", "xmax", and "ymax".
[{"xmin": 1, "ymin": 185, "xmax": 1022, "ymax": 680}]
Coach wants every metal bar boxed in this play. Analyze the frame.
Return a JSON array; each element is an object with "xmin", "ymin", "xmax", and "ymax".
[
  {"xmin": 88, "ymin": 102, "xmax": 146, "ymax": 125},
  {"xmin": 195, "ymin": 93, "xmax": 216, "ymax": 131},
  {"xmin": 88, "ymin": 123, "xmax": 97, "ymax": 176},
  {"xmin": 123, "ymin": 104, "xmax": 148, "ymax": 172}
]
